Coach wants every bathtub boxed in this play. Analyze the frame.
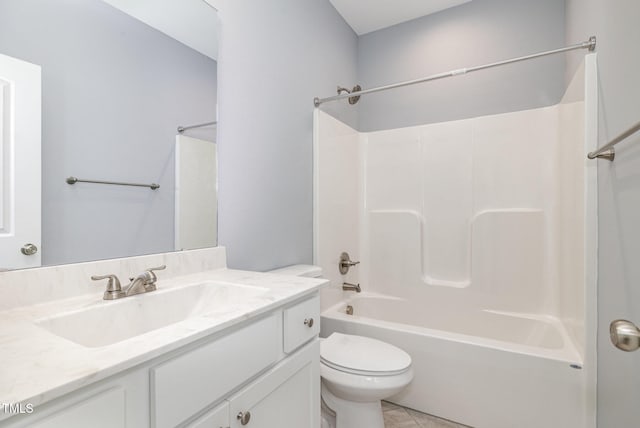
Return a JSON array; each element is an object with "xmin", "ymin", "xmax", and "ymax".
[{"xmin": 320, "ymin": 293, "xmax": 587, "ymax": 428}]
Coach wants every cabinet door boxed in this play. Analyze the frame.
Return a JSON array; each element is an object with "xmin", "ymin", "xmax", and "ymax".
[
  {"xmin": 186, "ymin": 402, "xmax": 229, "ymax": 428},
  {"xmin": 228, "ymin": 340, "xmax": 319, "ymax": 428},
  {"xmin": 29, "ymin": 388, "xmax": 125, "ymax": 428}
]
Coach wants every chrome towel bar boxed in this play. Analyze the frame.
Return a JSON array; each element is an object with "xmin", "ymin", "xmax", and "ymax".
[
  {"xmin": 66, "ymin": 176, "xmax": 160, "ymax": 190},
  {"xmin": 588, "ymin": 120, "xmax": 640, "ymax": 161},
  {"xmin": 177, "ymin": 121, "xmax": 217, "ymax": 133}
]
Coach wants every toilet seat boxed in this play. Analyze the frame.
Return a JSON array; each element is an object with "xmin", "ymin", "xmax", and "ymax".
[
  {"xmin": 321, "ymin": 333, "xmax": 412, "ymax": 376},
  {"xmin": 320, "ymin": 354, "xmax": 414, "ymax": 404}
]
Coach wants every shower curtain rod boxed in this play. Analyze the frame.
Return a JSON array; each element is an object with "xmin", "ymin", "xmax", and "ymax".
[
  {"xmin": 177, "ymin": 121, "xmax": 217, "ymax": 133},
  {"xmin": 313, "ymin": 36, "xmax": 597, "ymax": 107}
]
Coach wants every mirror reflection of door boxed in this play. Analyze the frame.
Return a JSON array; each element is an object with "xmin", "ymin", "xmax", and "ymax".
[
  {"xmin": 175, "ymin": 135, "xmax": 217, "ymax": 251},
  {"xmin": 0, "ymin": 53, "xmax": 41, "ymax": 270}
]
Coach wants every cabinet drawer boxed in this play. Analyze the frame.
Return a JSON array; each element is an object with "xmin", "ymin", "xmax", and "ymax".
[
  {"xmin": 151, "ymin": 314, "xmax": 279, "ymax": 428},
  {"xmin": 283, "ymin": 294, "xmax": 320, "ymax": 353}
]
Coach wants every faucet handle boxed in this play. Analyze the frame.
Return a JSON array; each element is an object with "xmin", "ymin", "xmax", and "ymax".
[
  {"xmin": 339, "ymin": 252, "xmax": 360, "ymax": 275},
  {"xmin": 91, "ymin": 274, "xmax": 122, "ymax": 291},
  {"xmin": 145, "ymin": 265, "xmax": 167, "ymax": 285},
  {"xmin": 91, "ymin": 274, "xmax": 125, "ymax": 300},
  {"xmin": 129, "ymin": 265, "xmax": 167, "ymax": 282}
]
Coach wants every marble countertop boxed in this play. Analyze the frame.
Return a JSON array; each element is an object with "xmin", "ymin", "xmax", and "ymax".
[{"xmin": 0, "ymin": 268, "xmax": 327, "ymax": 419}]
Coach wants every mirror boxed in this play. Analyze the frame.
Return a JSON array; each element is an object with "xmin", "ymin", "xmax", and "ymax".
[{"xmin": 0, "ymin": 0, "xmax": 218, "ymax": 270}]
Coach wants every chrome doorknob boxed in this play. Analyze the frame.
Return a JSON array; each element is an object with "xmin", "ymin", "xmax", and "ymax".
[
  {"xmin": 237, "ymin": 411, "xmax": 251, "ymax": 425},
  {"xmin": 21, "ymin": 243, "xmax": 38, "ymax": 256},
  {"xmin": 610, "ymin": 319, "xmax": 640, "ymax": 352},
  {"xmin": 304, "ymin": 318, "xmax": 314, "ymax": 328}
]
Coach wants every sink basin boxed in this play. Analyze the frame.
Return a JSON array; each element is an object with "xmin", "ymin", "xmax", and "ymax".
[{"xmin": 35, "ymin": 281, "xmax": 268, "ymax": 348}]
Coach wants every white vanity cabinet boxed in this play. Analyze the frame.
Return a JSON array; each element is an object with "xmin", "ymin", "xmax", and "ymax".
[
  {"xmin": 28, "ymin": 388, "xmax": 126, "ymax": 428},
  {"xmin": 1, "ymin": 365, "xmax": 151, "ymax": 428},
  {"xmin": 0, "ymin": 293, "xmax": 320, "ymax": 428},
  {"xmin": 151, "ymin": 314, "xmax": 281, "ymax": 428},
  {"xmin": 228, "ymin": 341, "xmax": 319, "ymax": 428},
  {"xmin": 186, "ymin": 340, "xmax": 319, "ymax": 428}
]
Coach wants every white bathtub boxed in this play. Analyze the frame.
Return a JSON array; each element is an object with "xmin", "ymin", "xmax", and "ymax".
[{"xmin": 320, "ymin": 294, "xmax": 587, "ymax": 428}]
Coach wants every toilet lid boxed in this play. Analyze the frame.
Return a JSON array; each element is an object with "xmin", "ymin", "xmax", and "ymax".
[{"xmin": 321, "ymin": 333, "xmax": 411, "ymax": 376}]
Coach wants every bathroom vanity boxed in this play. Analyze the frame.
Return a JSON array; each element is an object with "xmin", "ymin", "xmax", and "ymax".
[{"xmin": 0, "ymin": 248, "xmax": 325, "ymax": 428}]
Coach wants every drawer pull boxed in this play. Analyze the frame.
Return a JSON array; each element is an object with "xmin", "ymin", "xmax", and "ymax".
[
  {"xmin": 237, "ymin": 411, "xmax": 251, "ymax": 425},
  {"xmin": 304, "ymin": 318, "xmax": 314, "ymax": 328}
]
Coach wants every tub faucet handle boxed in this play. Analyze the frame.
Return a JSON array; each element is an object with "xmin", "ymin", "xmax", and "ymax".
[{"xmin": 339, "ymin": 252, "xmax": 360, "ymax": 274}]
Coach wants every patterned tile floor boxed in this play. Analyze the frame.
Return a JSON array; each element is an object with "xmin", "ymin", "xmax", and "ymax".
[{"xmin": 382, "ymin": 401, "xmax": 472, "ymax": 428}]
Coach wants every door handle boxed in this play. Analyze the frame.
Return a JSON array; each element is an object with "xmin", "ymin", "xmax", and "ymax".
[
  {"xmin": 21, "ymin": 243, "xmax": 38, "ymax": 256},
  {"xmin": 610, "ymin": 319, "xmax": 640, "ymax": 352}
]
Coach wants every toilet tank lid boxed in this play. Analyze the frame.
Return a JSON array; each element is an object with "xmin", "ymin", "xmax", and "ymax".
[{"xmin": 268, "ymin": 264, "xmax": 323, "ymax": 278}]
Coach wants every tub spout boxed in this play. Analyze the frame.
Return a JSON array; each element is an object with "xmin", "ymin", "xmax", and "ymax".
[{"xmin": 342, "ymin": 282, "xmax": 361, "ymax": 293}]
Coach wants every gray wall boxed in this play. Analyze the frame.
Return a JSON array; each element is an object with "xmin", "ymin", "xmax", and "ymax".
[
  {"xmin": 217, "ymin": 0, "xmax": 357, "ymax": 271},
  {"xmin": 565, "ymin": 1, "xmax": 640, "ymax": 426},
  {"xmin": 357, "ymin": 0, "xmax": 566, "ymax": 131},
  {"xmin": 0, "ymin": 0, "xmax": 217, "ymax": 266}
]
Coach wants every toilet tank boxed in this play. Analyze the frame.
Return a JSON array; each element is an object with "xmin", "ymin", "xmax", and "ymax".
[{"xmin": 268, "ymin": 264, "xmax": 323, "ymax": 278}]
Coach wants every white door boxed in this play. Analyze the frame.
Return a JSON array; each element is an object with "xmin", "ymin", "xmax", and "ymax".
[
  {"xmin": 0, "ymin": 53, "xmax": 41, "ymax": 269},
  {"xmin": 175, "ymin": 135, "xmax": 217, "ymax": 251}
]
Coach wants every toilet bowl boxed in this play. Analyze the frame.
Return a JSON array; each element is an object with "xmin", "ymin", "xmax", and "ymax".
[
  {"xmin": 320, "ymin": 332, "xmax": 413, "ymax": 428},
  {"xmin": 268, "ymin": 265, "xmax": 413, "ymax": 428}
]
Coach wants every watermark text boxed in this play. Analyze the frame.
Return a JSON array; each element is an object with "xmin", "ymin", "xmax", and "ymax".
[{"xmin": 1, "ymin": 403, "xmax": 33, "ymax": 414}]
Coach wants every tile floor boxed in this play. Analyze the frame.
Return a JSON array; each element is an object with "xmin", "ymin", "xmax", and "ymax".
[{"xmin": 382, "ymin": 401, "xmax": 472, "ymax": 428}]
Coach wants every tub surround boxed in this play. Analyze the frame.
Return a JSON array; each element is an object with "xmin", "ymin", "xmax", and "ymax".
[
  {"xmin": 314, "ymin": 55, "xmax": 598, "ymax": 428},
  {"xmin": 0, "ymin": 247, "xmax": 328, "ymax": 422}
]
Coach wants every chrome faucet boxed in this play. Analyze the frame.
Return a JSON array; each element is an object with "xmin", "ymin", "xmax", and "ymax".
[
  {"xmin": 342, "ymin": 282, "xmax": 361, "ymax": 293},
  {"xmin": 92, "ymin": 265, "xmax": 166, "ymax": 300}
]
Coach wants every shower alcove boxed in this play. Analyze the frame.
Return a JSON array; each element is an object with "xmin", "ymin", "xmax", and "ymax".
[{"xmin": 314, "ymin": 55, "xmax": 598, "ymax": 428}]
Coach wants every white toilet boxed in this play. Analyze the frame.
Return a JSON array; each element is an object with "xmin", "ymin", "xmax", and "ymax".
[
  {"xmin": 269, "ymin": 265, "xmax": 414, "ymax": 428},
  {"xmin": 320, "ymin": 332, "xmax": 413, "ymax": 428}
]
